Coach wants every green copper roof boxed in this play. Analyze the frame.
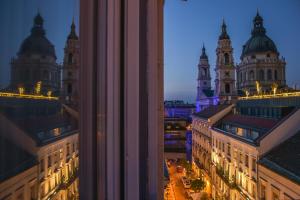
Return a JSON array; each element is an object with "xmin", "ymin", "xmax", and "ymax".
[{"xmin": 241, "ymin": 12, "xmax": 278, "ymax": 58}]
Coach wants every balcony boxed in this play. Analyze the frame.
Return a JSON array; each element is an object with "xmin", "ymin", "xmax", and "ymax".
[{"xmin": 215, "ymin": 164, "xmax": 240, "ymax": 191}]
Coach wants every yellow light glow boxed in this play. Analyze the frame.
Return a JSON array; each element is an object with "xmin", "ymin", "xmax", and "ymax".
[
  {"xmin": 271, "ymin": 83, "xmax": 278, "ymax": 95},
  {"xmin": 35, "ymin": 81, "xmax": 42, "ymax": 94},
  {"xmin": 239, "ymin": 91, "xmax": 300, "ymax": 100},
  {"xmin": 18, "ymin": 87, "xmax": 24, "ymax": 95},
  {"xmin": 47, "ymin": 90, "xmax": 52, "ymax": 97},
  {"xmin": 0, "ymin": 92, "xmax": 58, "ymax": 100},
  {"xmin": 255, "ymin": 81, "xmax": 261, "ymax": 95}
]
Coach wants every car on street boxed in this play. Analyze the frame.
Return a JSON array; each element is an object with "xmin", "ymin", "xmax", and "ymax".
[{"xmin": 176, "ymin": 165, "xmax": 183, "ymax": 173}]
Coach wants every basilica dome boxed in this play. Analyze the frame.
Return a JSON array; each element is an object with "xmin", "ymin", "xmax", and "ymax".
[
  {"xmin": 18, "ymin": 13, "xmax": 56, "ymax": 59},
  {"xmin": 241, "ymin": 12, "xmax": 278, "ymax": 58}
]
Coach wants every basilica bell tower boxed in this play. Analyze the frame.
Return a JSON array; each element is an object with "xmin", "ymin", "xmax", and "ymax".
[
  {"xmin": 62, "ymin": 19, "xmax": 80, "ymax": 106},
  {"xmin": 215, "ymin": 20, "xmax": 236, "ymax": 102}
]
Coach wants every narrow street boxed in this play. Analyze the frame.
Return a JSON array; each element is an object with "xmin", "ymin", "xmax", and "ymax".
[{"xmin": 168, "ymin": 164, "xmax": 189, "ymax": 200}]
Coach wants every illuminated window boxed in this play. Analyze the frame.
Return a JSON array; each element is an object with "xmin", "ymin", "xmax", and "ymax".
[{"xmin": 59, "ymin": 149, "xmax": 63, "ymax": 159}]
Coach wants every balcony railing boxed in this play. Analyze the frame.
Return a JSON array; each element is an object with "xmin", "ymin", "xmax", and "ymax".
[{"xmin": 215, "ymin": 164, "xmax": 240, "ymax": 191}]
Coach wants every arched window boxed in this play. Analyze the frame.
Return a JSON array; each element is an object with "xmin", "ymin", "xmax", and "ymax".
[
  {"xmin": 203, "ymin": 68, "xmax": 207, "ymax": 76},
  {"xmin": 33, "ymin": 71, "xmax": 39, "ymax": 80},
  {"xmin": 68, "ymin": 53, "xmax": 73, "ymax": 64},
  {"xmin": 267, "ymin": 69, "xmax": 272, "ymax": 80},
  {"xmin": 240, "ymin": 72, "xmax": 242, "ymax": 82},
  {"xmin": 224, "ymin": 53, "xmax": 229, "ymax": 65},
  {"xmin": 225, "ymin": 83, "xmax": 230, "ymax": 94},
  {"xmin": 259, "ymin": 70, "xmax": 264, "ymax": 80},
  {"xmin": 249, "ymin": 70, "xmax": 254, "ymax": 80},
  {"xmin": 274, "ymin": 70, "xmax": 278, "ymax": 80},
  {"xmin": 24, "ymin": 69, "xmax": 30, "ymax": 81}
]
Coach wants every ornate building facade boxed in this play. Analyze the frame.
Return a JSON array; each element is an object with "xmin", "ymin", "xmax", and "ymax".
[
  {"xmin": 10, "ymin": 13, "xmax": 60, "ymax": 96},
  {"xmin": 237, "ymin": 12, "xmax": 286, "ymax": 94},
  {"xmin": 0, "ymin": 97, "xmax": 79, "ymax": 200},
  {"xmin": 62, "ymin": 20, "xmax": 80, "ymax": 106},
  {"xmin": 214, "ymin": 20, "xmax": 237, "ymax": 101}
]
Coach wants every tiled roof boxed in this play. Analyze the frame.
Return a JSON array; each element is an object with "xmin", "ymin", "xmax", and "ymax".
[
  {"xmin": 222, "ymin": 114, "xmax": 278, "ymax": 131},
  {"xmin": 0, "ymin": 97, "xmax": 78, "ymax": 146},
  {"xmin": 259, "ymin": 130, "xmax": 300, "ymax": 184},
  {"xmin": 12, "ymin": 114, "xmax": 78, "ymax": 146},
  {"xmin": 0, "ymin": 136, "xmax": 36, "ymax": 182},
  {"xmin": 194, "ymin": 104, "xmax": 231, "ymax": 119}
]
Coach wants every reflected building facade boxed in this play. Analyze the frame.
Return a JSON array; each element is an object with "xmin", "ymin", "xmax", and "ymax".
[{"xmin": 10, "ymin": 13, "xmax": 60, "ymax": 96}]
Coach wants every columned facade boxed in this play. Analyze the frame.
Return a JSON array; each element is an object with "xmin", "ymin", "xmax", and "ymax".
[
  {"xmin": 10, "ymin": 13, "xmax": 60, "ymax": 95},
  {"xmin": 237, "ymin": 12, "xmax": 286, "ymax": 94}
]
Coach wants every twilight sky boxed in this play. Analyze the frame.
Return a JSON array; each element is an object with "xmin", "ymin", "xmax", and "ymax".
[
  {"xmin": 164, "ymin": 0, "xmax": 300, "ymax": 103},
  {"xmin": 0, "ymin": 1, "xmax": 299, "ymax": 104}
]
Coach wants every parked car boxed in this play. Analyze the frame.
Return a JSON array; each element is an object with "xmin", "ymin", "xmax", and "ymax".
[{"xmin": 176, "ymin": 165, "xmax": 183, "ymax": 173}]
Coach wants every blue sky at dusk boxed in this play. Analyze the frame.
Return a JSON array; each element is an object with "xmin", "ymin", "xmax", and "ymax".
[
  {"xmin": 164, "ymin": 0, "xmax": 300, "ymax": 103},
  {"xmin": 0, "ymin": 1, "xmax": 299, "ymax": 104}
]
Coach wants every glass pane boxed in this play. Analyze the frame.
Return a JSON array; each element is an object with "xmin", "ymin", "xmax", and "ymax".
[{"xmin": 0, "ymin": 1, "xmax": 80, "ymax": 199}]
